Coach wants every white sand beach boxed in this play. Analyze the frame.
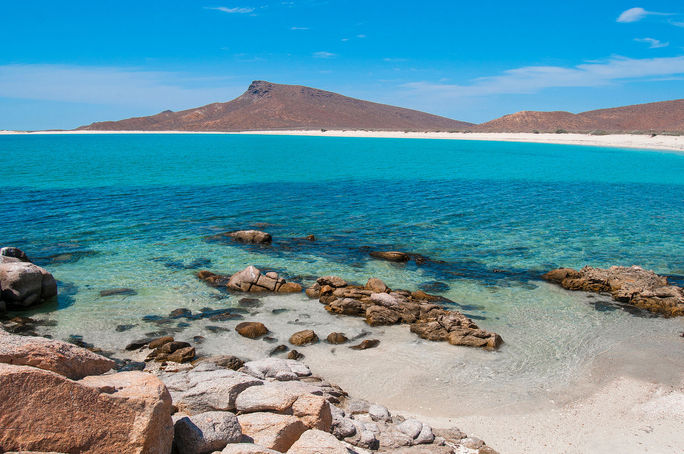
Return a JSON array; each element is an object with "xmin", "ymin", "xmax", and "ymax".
[{"xmin": 2, "ymin": 129, "xmax": 683, "ymax": 153}]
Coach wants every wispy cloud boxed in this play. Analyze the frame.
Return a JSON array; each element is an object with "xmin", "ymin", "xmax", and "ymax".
[
  {"xmin": 634, "ymin": 37, "xmax": 669, "ymax": 49},
  {"xmin": 356, "ymin": 34, "xmax": 366, "ymax": 38},
  {"xmin": 402, "ymin": 56, "xmax": 684, "ymax": 98},
  {"xmin": 313, "ymin": 51, "xmax": 336, "ymax": 59},
  {"xmin": 616, "ymin": 7, "xmax": 671, "ymax": 23},
  {"xmin": 206, "ymin": 6, "xmax": 255, "ymax": 14},
  {"xmin": 0, "ymin": 64, "xmax": 243, "ymax": 108},
  {"xmin": 669, "ymin": 20, "xmax": 684, "ymax": 27},
  {"xmin": 383, "ymin": 58, "xmax": 407, "ymax": 62},
  {"xmin": 290, "ymin": 26, "xmax": 309, "ymax": 30}
]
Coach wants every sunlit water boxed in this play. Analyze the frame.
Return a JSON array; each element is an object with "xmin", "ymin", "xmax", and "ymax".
[{"xmin": 1, "ymin": 133, "xmax": 683, "ymax": 415}]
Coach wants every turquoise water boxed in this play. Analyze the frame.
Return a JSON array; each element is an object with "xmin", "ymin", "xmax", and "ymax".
[{"xmin": 1, "ymin": 133, "xmax": 683, "ymax": 413}]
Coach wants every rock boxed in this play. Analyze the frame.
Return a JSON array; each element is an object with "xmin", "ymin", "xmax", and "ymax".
[
  {"xmin": 286, "ymin": 429, "xmax": 348, "ymax": 454},
  {"xmin": 289, "ymin": 330, "xmax": 318, "ymax": 346},
  {"xmin": 236, "ymin": 322, "xmax": 269, "ymax": 339},
  {"xmin": 316, "ymin": 276, "xmax": 347, "ymax": 288},
  {"xmin": 415, "ymin": 423, "xmax": 435, "ymax": 444},
  {"xmin": 398, "ymin": 419, "xmax": 424, "ymax": 439},
  {"xmin": 126, "ymin": 337, "xmax": 154, "ymax": 350},
  {"xmin": 368, "ymin": 404, "xmax": 391, "ymax": 422},
  {"xmin": 346, "ymin": 399, "xmax": 370, "ymax": 415},
  {"xmin": 365, "ymin": 278, "xmax": 388, "ymax": 293},
  {"xmin": 0, "ymin": 364, "xmax": 173, "ymax": 453},
  {"xmin": 99, "ymin": 288, "xmax": 137, "ymax": 297},
  {"xmin": 292, "ymin": 394, "xmax": 332, "ymax": 431},
  {"xmin": 370, "ymin": 292, "xmax": 399, "ymax": 307},
  {"xmin": 197, "ymin": 270, "xmax": 231, "ymax": 287},
  {"xmin": 478, "ymin": 447, "xmax": 499, "ymax": 454},
  {"xmin": 304, "ymin": 283, "xmax": 320, "ymax": 299},
  {"xmin": 167, "ymin": 346, "xmax": 196, "ymax": 363},
  {"xmin": 242, "ymin": 358, "xmax": 312, "ymax": 380},
  {"xmin": 0, "ymin": 261, "xmax": 57, "ymax": 307},
  {"xmin": 543, "ymin": 265, "xmax": 684, "ymax": 317},
  {"xmin": 326, "ymin": 332, "xmax": 348, "ymax": 344},
  {"xmin": 174, "ymin": 411, "xmax": 242, "ymax": 454},
  {"xmin": 270, "ymin": 344, "xmax": 289, "ymax": 356},
  {"xmin": 326, "ymin": 298, "xmax": 365, "ymax": 316},
  {"xmin": 410, "ymin": 290, "xmax": 442, "ymax": 302},
  {"xmin": 221, "ymin": 443, "xmax": 281, "ymax": 453},
  {"xmin": 365, "ymin": 305, "xmax": 401, "ymax": 326},
  {"xmin": 433, "ymin": 427, "xmax": 467, "ymax": 443},
  {"xmin": 278, "ymin": 282, "xmax": 303, "ymax": 294},
  {"xmin": 349, "ymin": 339, "xmax": 380, "ymax": 350},
  {"xmin": 237, "ymin": 413, "xmax": 307, "ymax": 452},
  {"xmin": 0, "ymin": 247, "xmax": 30, "ymax": 262},
  {"xmin": 148, "ymin": 336, "xmax": 175, "ymax": 349},
  {"xmin": 170, "ymin": 308, "xmax": 193, "ymax": 319},
  {"xmin": 235, "ymin": 382, "xmax": 302, "ymax": 413},
  {"xmin": 288, "ymin": 350, "xmax": 304, "ymax": 360},
  {"xmin": 0, "ymin": 329, "xmax": 115, "ymax": 379},
  {"xmin": 461, "ymin": 437, "xmax": 485, "ymax": 449},
  {"xmin": 229, "ymin": 230, "xmax": 272, "ymax": 244},
  {"xmin": 163, "ymin": 368, "xmax": 262, "ymax": 414},
  {"xmin": 158, "ymin": 340, "xmax": 191, "ymax": 353},
  {"xmin": 369, "ymin": 251, "xmax": 409, "ymax": 262}
]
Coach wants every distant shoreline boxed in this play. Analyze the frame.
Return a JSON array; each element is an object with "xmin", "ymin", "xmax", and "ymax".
[{"xmin": 2, "ymin": 129, "xmax": 683, "ymax": 152}]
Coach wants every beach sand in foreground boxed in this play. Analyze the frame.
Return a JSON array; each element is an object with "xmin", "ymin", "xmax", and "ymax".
[{"xmin": 1, "ymin": 129, "xmax": 683, "ymax": 153}]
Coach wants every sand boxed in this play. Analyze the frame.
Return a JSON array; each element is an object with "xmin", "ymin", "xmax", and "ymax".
[{"xmin": 1, "ymin": 129, "xmax": 683, "ymax": 153}]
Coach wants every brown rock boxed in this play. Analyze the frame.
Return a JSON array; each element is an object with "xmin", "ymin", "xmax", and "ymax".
[
  {"xmin": 0, "ymin": 261, "xmax": 57, "ymax": 307},
  {"xmin": 365, "ymin": 278, "xmax": 389, "ymax": 293},
  {"xmin": 221, "ymin": 444, "xmax": 281, "ymax": 453},
  {"xmin": 237, "ymin": 413, "xmax": 307, "ymax": 452},
  {"xmin": 148, "ymin": 336, "xmax": 174, "ymax": 349},
  {"xmin": 158, "ymin": 340, "xmax": 191, "ymax": 354},
  {"xmin": 326, "ymin": 298, "xmax": 364, "ymax": 316},
  {"xmin": 228, "ymin": 266, "xmax": 287, "ymax": 293},
  {"xmin": 289, "ymin": 330, "xmax": 319, "ymax": 346},
  {"xmin": 304, "ymin": 283, "xmax": 320, "ymax": 299},
  {"xmin": 0, "ymin": 364, "xmax": 173, "ymax": 453},
  {"xmin": 236, "ymin": 322, "xmax": 269, "ymax": 339},
  {"xmin": 411, "ymin": 290, "xmax": 442, "ymax": 302},
  {"xmin": 288, "ymin": 350, "xmax": 304, "ymax": 360},
  {"xmin": 292, "ymin": 395, "xmax": 332, "ymax": 431},
  {"xmin": 316, "ymin": 276, "xmax": 347, "ymax": 288},
  {"xmin": 196, "ymin": 270, "xmax": 230, "ymax": 287},
  {"xmin": 0, "ymin": 330, "xmax": 115, "ymax": 379},
  {"xmin": 365, "ymin": 305, "xmax": 401, "ymax": 326},
  {"xmin": 167, "ymin": 346, "xmax": 196, "ymax": 363},
  {"xmin": 278, "ymin": 282, "xmax": 303, "ymax": 293},
  {"xmin": 369, "ymin": 251, "xmax": 409, "ymax": 262},
  {"xmin": 326, "ymin": 332, "xmax": 348, "ymax": 344},
  {"xmin": 349, "ymin": 339, "xmax": 380, "ymax": 350},
  {"xmin": 286, "ymin": 429, "xmax": 347, "ymax": 454},
  {"xmin": 229, "ymin": 230, "xmax": 272, "ymax": 244}
]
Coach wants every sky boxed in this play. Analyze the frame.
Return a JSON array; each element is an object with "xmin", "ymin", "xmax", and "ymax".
[{"xmin": 1, "ymin": 1, "xmax": 684, "ymax": 130}]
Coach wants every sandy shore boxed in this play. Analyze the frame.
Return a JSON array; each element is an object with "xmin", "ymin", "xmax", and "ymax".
[{"xmin": 1, "ymin": 129, "xmax": 683, "ymax": 152}]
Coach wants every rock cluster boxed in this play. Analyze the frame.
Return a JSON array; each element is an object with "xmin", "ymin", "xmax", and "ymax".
[
  {"xmin": 543, "ymin": 265, "xmax": 684, "ymax": 317},
  {"xmin": 198, "ymin": 266, "xmax": 303, "ymax": 294},
  {"xmin": 306, "ymin": 277, "xmax": 502, "ymax": 350},
  {"xmin": 0, "ymin": 247, "xmax": 57, "ymax": 310},
  {"xmin": 207, "ymin": 229, "xmax": 273, "ymax": 244}
]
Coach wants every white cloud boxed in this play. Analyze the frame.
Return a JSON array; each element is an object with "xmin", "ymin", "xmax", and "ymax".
[
  {"xmin": 356, "ymin": 34, "xmax": 366, "ymax": 38},
  {"xmin": 669, "ymin": 20, "xmax": 684, "ymax": 27},
  {"xmin": 634, "ymin": 37, "xmax": 669, "ymax": 48},
  {"xmin": 617, "ymin": 7, "xmax": 671, "ymax": 23},
  {"xmin": 0, "ymin": 64, "xmax": 244, "ymax": 108},
  {"xmin": 402, "ymin": 55, "xmax": 684, "ymax": 98},
  {"xmin": 313, "ymin": 51, "xmax": 336, "ymax": 58},
  {"xmin": 206, "ymin": 6, "xmax": 255, "ymax": 14},
  {"xmin": 290, "ymin": 26, "xmax": 309, "ymax": 30}
]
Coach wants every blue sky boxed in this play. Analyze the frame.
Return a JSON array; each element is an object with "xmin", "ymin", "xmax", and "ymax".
[{"xmin": 1, "ymin": 1, "xmax": 684, "ymax": 129}]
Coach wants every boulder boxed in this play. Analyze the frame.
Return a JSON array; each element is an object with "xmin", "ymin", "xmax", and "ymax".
[
  {"xmin": 236, "ymin": 322, "xmax": 269, "ymax": 339},
  {"xmin": 278, "ymin": 282, "xmax": 303, "ymax": 294},
  {"xmin": 369, "ymin": 251, "xmax": 409, "ymax": 262},
  {"xmin": 237, "ymin": 413, "xmax": 307, "ymax": 452},
  {"xmin": 167, "ymin": 346, "xmax": 196, "ymax": 363},
  {"xmin": 0, "ymin": 364, "xmax": 173, "ymax": 453},
  {"xmin": 149, "ymin": 336, "xmax": 174, "ymax": 349},
  {"xmin": 542, "ymin": 265, "xmax": 684, "ymax": 317},
  {"xmin": 365, "ymin": 278, "xmax": 389, "ymax": 293},
  {"xmin": 316, "ymin": 276, "xmax": 347, "ymax": 288},
  {"xmin": 228, "ymin": 230, "xmax": 272, "ymax": 244},
  {"xmin": 242, "ymin": 358, "xmax": 312, "ymax": 380},
  {"xmin": 163, "ymin": 368, "xmax": 262, "ymax": 414},
  {"xmin": 326, "ymin": 332, "xmax": 348, "ymax": 344},
  {"xmin": 366, "ymin": 305, "xmax": 401, "ymax": 326},
  {"xmin": 0, "ymin": 329, "xmax": 115, "ymax": 379},
  {"xmin": 0, "ymin": 247, "xmax": 30, "ymax": 262},
  {"xmin": 292, "ymin": 394, "xmax": 332, "ymax": 431},
  {"xmin": 368, "ymin": 404, "xmax": 391, "ymax": 422},
  {"xmin": 289, "ymin": 330, "xmax": 318, "ymax": 346},
  {"xmin": 228, "ymin": 266, "xmax": 298, "ymax": 294},
  {"xmin": 304, "ymin": 283, "xmax": 320, "ymax": 299},
  {"xmin": 286, "ymin": 429, "xmax": 348, "ymax": 454},
  {"xmin": 235, "ymin": 382, "xmax": 302, "ymax": 413},
  {"xmin": 0, "ymin": 261, "xmax": 57, "ymax": 307},
  {"xmin": 174, "ymin": 411, "xmax": 242, "ymax": 454},
  {"xmin": 197, "ymin": 270, "xmax": 231, "ymax": 287},
  {"xmin": 221, "ymin": 443, "xmax": 280, "ymax": 454}
]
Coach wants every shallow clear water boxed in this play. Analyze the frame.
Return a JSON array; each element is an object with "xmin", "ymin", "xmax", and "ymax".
[{"xmin": 1, "ymin": 134, "xmax": 683, "ymax": 414}]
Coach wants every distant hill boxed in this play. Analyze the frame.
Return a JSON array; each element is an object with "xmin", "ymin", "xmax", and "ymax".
[
  {"xmin": 78, "ymin": 80, "xmax": 473, "ymax": 132},
  {"xmin": 475, "ymin": 99, "xmax": 684, "ymax": 133}
]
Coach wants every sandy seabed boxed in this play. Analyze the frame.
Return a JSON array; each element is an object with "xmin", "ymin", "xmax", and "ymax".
[{"xmin": 2, "ymin": 129, "xmax": 684, "ymax": 153}]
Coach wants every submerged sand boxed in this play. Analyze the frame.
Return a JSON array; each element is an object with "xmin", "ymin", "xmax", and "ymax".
[{"xmin": 1, "ymin": 129, "xmax": 683, "ymax": 153}]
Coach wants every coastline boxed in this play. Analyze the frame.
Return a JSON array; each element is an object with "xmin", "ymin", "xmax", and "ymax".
[{"xmin": 1, "ymin": 129, "xmax": 683, "ymax": 153}]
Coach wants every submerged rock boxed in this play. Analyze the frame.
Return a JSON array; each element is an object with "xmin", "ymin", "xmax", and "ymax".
[
  {"xmin": 369, "ymin": 251, "xmax": 410, "ymax": 262},
  {"xmin": 349, "ymin": 339, "xmax": 380, "ymax": 350},
  {"xmin": 99, "ymin": 288, "xmax": 137, "ymax": 297},
  {"xmin": 543, "ymin": 265, "xmax": 684, "ymax": 317},
  {"xmin": 236, "ymin": 322, "xmax": 269, "ymax": 339}
]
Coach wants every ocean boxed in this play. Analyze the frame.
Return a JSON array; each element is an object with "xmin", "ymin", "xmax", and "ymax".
[{"xmin": 2, "ymin": 133, "xmax": 683, "ymax": 414}]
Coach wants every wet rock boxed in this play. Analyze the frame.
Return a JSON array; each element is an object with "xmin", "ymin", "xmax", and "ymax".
[
  {"xmin": 543, "ymin": 265, "xmax": 684, "ymax": 317},
  {"xmin": 305, "ymin": 283, "xmax": 320, "ymax": 299},
  {"xmin": 166, "ymin": 346, "xmax": 196, "ymax": 363},
  {"xmin": 193, "ymin": 335, "xmax": 206, "ymax": 344},
  {"xmin": 289, "ymin": 330, "xmax": 319, "ymax": 346},
  {"xmin": 278, "ymin": 282, "xmax": 303, "ymax": 293},
  {"xmin": 365, "ymin": 278, "xmax": 389, "ymax": 293},
  {"xmin": 301, "ymin": 235, "xmax": 316, "ymax": 241},
  {"xmin": 169, "ymin": 308, "xmax": 192, "ymax": 319},
  {"xmin": 270, "ymin": 344, "xmax": 289, "ymax": 356},
  {"xmin": 326, "ymin": 332, "xmax": 348, "ymax": 344},
  {"xmin": 286, "ymin": 429, "xmax": 347, "ymax": 454},
  {"xmin": 174, "ymin": 411, "xmax": 242, "ymax": 454},
  {"xmin": 0, "ymin": 329, "xmax": 115, "ymax": 379},
  {"xmin": 316, "ymin": 276, "xmax": 347, "ymax": 288},
  {"xmin": 0, "ymin": 364, "xmax": 173, "ymax": 453},
  {"xmin": 349, "ymin": 339, "xmax": 380, "ymax": 350},
  {"xmin": 119, "ymin": 361, "xmax": 146, "ymax": 372},
  {"xmin": 149, "ymin": 336, "xmax": 174, "ymax": 349},
  {"xmin": 115, "ymin": 324, "xmax": 135, "ymax": 332},
  {"xmin": 236, "ymin": 322, "xmax": 269, "ymax": 339},
  {"xmin": 239, "ymin": 297, "xmax": 262, "ymax": 308},
  {"xmin": 410, "ymin": 290, "xmax": 442, "ymax": 302},
  {"xmin": 369, "ymin": 251, "xmax": 409, "ymax": 262},
  {"xmin": 0, "ymin": 261, "xmax": 57, "ymax": 308},
  {"xmin": 419, "ymin": 281, "xmax": 450, "ymax": 293},
  {"xmin": 196, "ymin": 270, "xmax": 231, "ymax": 287},
  {"xmin": 288, "ymin": 350, "xmax": 303, "ymax": 360},
  {"xmin": 99, "ymin": 288, "xmax": 136, "ymax": 297},
  {"xmin": 228, "ymin": 230, "xmax": 272, "ymax": 244},
  {"xmin": 237, "ymin": 413, "xmax": 307, "ymax": 452},
  {"xmin": 125, "ymin": 338, "xmax": 154, "ymax": 351},
  {"xmin": 0, "ymin": 247, "xmax": 30, "ymax": 262}
]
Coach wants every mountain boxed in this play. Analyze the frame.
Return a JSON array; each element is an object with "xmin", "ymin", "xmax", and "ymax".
[
  {"xmin": 78, "ymin": 80, "xmax": 473, "ymax": 132},
  {"xmin": 475, "ymin": 99, "xmax": 684, "ymax": 133}
]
